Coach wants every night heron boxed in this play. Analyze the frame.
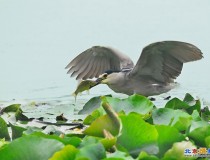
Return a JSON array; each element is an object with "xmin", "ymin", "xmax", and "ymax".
[{"xmin": 66, "ymin": 41, "xmax": 203, "ymax": 96}]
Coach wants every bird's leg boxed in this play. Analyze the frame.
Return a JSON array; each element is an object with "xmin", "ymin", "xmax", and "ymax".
[
  {"xmin": 149, "ymin": 97, "xmax": 156, "ymax": 101},
  {"xmin": 164, "ymin": 96, "xmax": 171, "ymax": 100}
]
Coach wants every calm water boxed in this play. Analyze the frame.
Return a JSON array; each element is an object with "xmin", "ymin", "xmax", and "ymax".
[{"xmin": 0, "ymin": 0, "xmax": 210, "ymax": 106}]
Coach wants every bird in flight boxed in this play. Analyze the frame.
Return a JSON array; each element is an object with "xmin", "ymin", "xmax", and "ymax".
[{"xmin": 66, "ymin": 41, "xmax": 203, "ymax": 96}]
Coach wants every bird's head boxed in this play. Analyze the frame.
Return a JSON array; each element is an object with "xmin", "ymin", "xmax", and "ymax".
[{"xmin": 96, "ymin": 70, "xmax": 120, "ymax": 85}]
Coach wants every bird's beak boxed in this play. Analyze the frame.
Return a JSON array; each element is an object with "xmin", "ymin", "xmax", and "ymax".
[
  {"xmin": 95, "ymin": 77, "xmax": 103, "ymax": 84},
  {"xmin": 96, "ymin": 74, "xmax": 108, "ymax": 84},
  {"xmin": 97, "ymin": 78, "xmax": 109, "ymax": 84}
]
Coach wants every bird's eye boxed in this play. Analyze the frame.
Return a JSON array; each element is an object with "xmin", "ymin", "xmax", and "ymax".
[{"xmin": 103, "ymin": 74, "xmax": 108, "ymax": 78}]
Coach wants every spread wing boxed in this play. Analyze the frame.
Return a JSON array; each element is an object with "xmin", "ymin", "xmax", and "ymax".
[
  {"xmin": 130, "ymin": 41, "xmax": 203, "ymax": 83},
  {"xmin": 66, "ymin": 46, "xmax": 134, "ymax": 80}
]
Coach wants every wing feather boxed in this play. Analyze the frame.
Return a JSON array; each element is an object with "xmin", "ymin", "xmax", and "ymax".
[
  {"xmin": 130, "ymin": 41, "xmax": 203, "ymax": 83},
  {"xmin": 75, "ymin": 57, "xmax": 94, "ymax": 79},
  {"xmin": 88, "ymin": 58, "xmax": 100, "ymax": 79},
  {"xmin": 66, "ymin": 46, "xmax": 134, "ymax": 79}
]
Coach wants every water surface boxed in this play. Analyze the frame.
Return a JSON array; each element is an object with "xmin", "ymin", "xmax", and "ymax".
[{"xmin": 0, "ymin": 0, "xmax": 210, "ymax": 107}]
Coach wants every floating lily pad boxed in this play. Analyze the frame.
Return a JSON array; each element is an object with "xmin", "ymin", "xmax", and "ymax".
[
  {"xmin": 205, "ymin": 136, "xmax": 210, "ymax": 148},
  {"xmin": 0, "ymin": 117, "xmax": 10, "ymax": 141},
  {"xmin": 188, "ymin": 121, "xmax": 210, "ymax": 146},
  {"xmin": 0, "ymin": 138, "xmax": 8, "ymax": 148},
  {"xmin": 83, "ymin": 109, "xmax": 102, "ymax": 125},
  {"xmin": 84, "ymin": 101, "xmax": 121, "ymax": 137},
  {"xmin": 0, "ymin": 134, "xmax": 64, "ymax": 160},
  {"xmin": 152, "ymin": 108, "xmax": 192, "ymax": 131},
  {"xmin": 102, "ymin": 94, "xmax": 154, "ymax": 115},
  {"xmin": 84, "ymin": 114, "xmax": 120, "ymax": 137},
  {"xmin": 0, "ymin": 93, "xmax": 209, "ymax": 159},
  {"xmin": 49, "ymin": 145, "xmax": 78, "ymax": 160},
  {"xmin": 183, "ymin": 93, "xmax": 195, "ymax": 103},
  {"xmin": 163, "ymin": 141, "xmax": 197, "ymax": 160},
  {"xmin": 117, "ymin": 113, "xmax": 158, "ymax": 157},
  {"xmin": 191, "ymin": 110, "xmax": 202, "ymax": 121},
  {"xmin": 155, "ymin": 125, "xmax": 185, "ymax": 157},
  {"xmin": 138, "ymin": 151, "xmax": 159, "ymax": 160},
  {"xmin": 76, "ymin": 142, "xmax": 106, "ymax": 160},
  {"xmin": 165, "ymin": 93, "xmax": 201, "ymax": 115},
  {"xmin": 106, "ymin": 150, "xmax": 134, "ymax": 160},
  {"xmin": 10, "ymin": 123, "xmax": 27, "ymax": 140},
  {"xmin": 100, "ymin": 136, "xmax": 117, "ymax": 151},
  {"xmin": 79, "ymin": 94, "xmax": 154, "ymax": 116},
  {"xmin": 0, "ymin": 104, "xmax": 21, "ymax": 114},
  {"xmin": 28, "ymin": 132, "xmax": 81, "ymax": 147},
  {"xmin": 15, "ymin": 108, "xmax": 30, "ymax": 121},
  {"xmin": 201, "ymin": 106, "xmax": 210, "ymax": 121},
  {"xmin": 78, "ymin": 96, "xmax": 102, "ymax": 115}
]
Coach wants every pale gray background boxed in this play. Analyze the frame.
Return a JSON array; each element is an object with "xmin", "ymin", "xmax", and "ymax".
[{"xmin": 0, "ymin": 0, "xmax": 209, "ymax": 103}]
